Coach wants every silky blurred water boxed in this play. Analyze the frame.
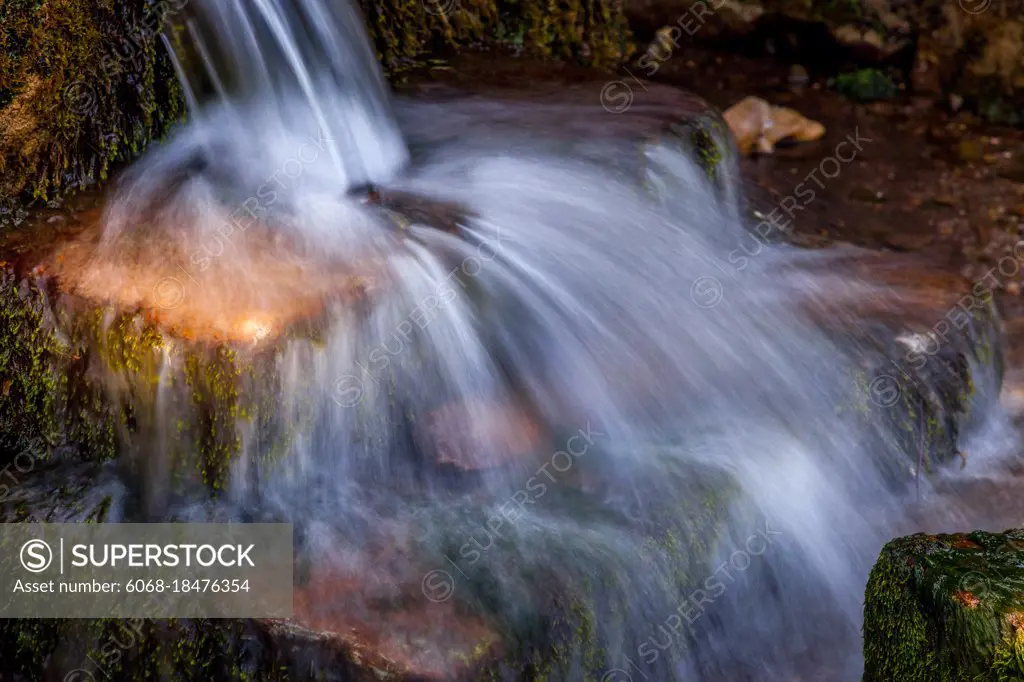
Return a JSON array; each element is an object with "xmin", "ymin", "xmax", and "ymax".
[{"xmin": 89, "ymin": 1, "xmax": 1012, "ymax": 679}]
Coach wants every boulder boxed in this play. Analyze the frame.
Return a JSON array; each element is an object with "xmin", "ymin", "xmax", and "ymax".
[
  {"xmin": 789, "ymin": 250, "xmax": 1003, "ymax": 484},
  {"xmin": 0, "ymin": 452, "xmax": 741, "ymax": 681},
  {"xmin": 864, "ymin": 529, "xmax": 1024, "ymax": 681}
]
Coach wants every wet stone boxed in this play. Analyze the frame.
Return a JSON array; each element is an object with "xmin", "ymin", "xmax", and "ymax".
[{"xmin": 864, "ymin": 530, "xmax": 1024, "ymax": 682}]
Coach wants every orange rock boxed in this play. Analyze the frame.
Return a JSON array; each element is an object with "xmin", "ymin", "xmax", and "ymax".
[
  {"xmin": 28, "ymin": 216, "xmax": 381, "ymax": 344},
  {"xmin": 723, "ymin": 96, "xmax": 826, "ymax": 155}
]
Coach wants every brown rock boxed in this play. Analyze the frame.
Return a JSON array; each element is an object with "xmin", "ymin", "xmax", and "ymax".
[{"xmin": 36, "ymin": 218, "xmax": 381, "ymax": 345}]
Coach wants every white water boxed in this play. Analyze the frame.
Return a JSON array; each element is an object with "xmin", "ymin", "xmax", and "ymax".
[{"xmin": 93, "ymin": 1, "xmax": 1010, "ymax": 679}]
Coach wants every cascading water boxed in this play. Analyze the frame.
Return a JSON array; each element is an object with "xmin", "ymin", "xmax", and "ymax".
[{"xmin": 82, "ymin": 0, "xmax": 1011, "ymax": 679}]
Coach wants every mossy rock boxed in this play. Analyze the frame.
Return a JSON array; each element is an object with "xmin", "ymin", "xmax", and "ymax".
[
  {"xmin": 0, "ymin": 615, "xmax": 422, "ymax": 681},
  {"xmin": 360, "ymin": 0, "xmax": 633, "ymax": 74},
  {"xmin": 0, "ymin": 0, "xmax": 186, "ymax": 207},
  {"xmin": 793, "ymin": 252, "xmax": 1004, "ymax": 486},
  {"xmin": 834, "ymin": 68, "xmax": 898, "ymax": 102},
  {"xmin": 848, "ymin": 294, "xmax": 1001, "ymax": 486},
  {"xmin": 0, "ymin": 271, "xmax": 118, "ymax": 466},
  {"xmin": 0, "ymin": 268, "xmax": 297, "ymax": 505},
  {"xmin": 0, "ymin": 207, "xmax": 744, "ymax": 678},
  {"xmin": 864, "ymin": 529, "xmax": 1024, "ymax": 682},
  {"xmin": 433, "ymin": 457, "xmax": 742, "ymax": 680}
]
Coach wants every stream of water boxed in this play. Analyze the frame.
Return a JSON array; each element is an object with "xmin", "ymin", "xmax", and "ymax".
[{"xmin": 83, "ymin": 0, "xmax": 1016, "ymax": 679}]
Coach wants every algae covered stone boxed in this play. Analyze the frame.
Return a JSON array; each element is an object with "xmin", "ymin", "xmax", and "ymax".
[
  {"xmin": 864, "ymin": 529, "xmax": 1024, "ymax": 682},
  {"xmin": 0, "ymin": 0, "xmax": 186, "ymax": 205},
  {"xmin": 360, "ymin": 0, "xmax": 633, "ymax": 73}
]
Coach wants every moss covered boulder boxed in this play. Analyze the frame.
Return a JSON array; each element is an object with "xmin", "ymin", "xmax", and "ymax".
[
  {"xmin": 0, "ymin": 81, "xmax": 733, "ymax": 678},
  {"xmin": 780, "ymin": 250, "xmax": 1003, "ymax": 485},
  {"xmin": 0, "ymin": 0, "xmax": 186, "ymax": 207},
  {"xmin": 864, "ymin": 529, "xmax": 1024, "ymax": 682},
  {"xmin": 0, "ymin": 451, "xmax": 741, "ymax": 681},
  {"xmin": 360, "ymin": 0, "xmax": 633, "ymax": 74}
]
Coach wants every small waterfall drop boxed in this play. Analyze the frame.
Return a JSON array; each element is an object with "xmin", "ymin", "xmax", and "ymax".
[{"xmin": 73, "ymin": 2, "xmax": 1011, "ymax": 680}]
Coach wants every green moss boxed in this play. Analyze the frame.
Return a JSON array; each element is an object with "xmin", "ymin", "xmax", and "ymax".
[
  {"xmin": 653, "ymin": 111, "xmax": 731, "ymax": 192},
  {"xmin": 865, "ymin": 530, "xmax": 1024, "ymax": 682},
  {"xmin": 0, "ymin": 273, "xmax": 62, "ymax": 459},
  {"xmin": 102, "ymin": 313, "xmax": 163, "ymax": 376},
  {"xmin": 0, "ymin": 0, "xmax": 186, "ymax": 203},
  {"xmin": 863, "ymin": 533, "xmax": 941, "ymax": 681},
  {"xmin": 0, "ymin": 272, "xmax": 121, "ymax": 464},
  {"xmin": 834, "ymin": 292, "xmax": 1003, "ymax": 486},
  {"xmin": 0, "ymin": 617, "xmax": 299, "ymax": 681},
  {"xmin": 834, "ymin": 68, "xmax": 897, "ymax": 102},
  {"xmin": 0, "ymin": 619, "xmax": 68, "ymax": 682},
  {"xmin": 183, "ymin": 348, "xmax": 242, "ymax": 492},
  {"xmin": 359, "ymin": 0, "xmax": 631, "ymax": 74},
  {"xmin": 691, "ymin": 126, "xmax": 724, "ymax": 182},
  {"xmin": 0, "ymin": 267, "xmax": 284, "ymax": 497}
]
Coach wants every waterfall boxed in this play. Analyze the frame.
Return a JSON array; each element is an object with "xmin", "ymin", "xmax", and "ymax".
[{"xmin": 72, "ymin": 1, "xmax": 1010, "ymax": 679}]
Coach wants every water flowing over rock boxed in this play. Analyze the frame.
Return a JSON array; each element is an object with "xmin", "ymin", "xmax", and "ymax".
[{"xmin": 0, "ymin": 2, "xmax": 1014, "ymax": 682}]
